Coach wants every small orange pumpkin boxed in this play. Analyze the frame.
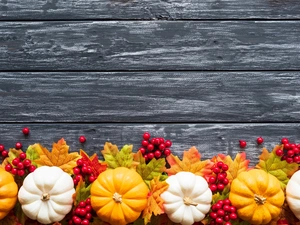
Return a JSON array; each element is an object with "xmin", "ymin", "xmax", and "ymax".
[
  {"xmin": 0, "ymin": 167, "xmax": 18, "ymax": 219},
  {"xmin": 229, "ymin": 169, "xmax": 284, "ymax": 225},
  {"xmin": 91, "ymin": 167, "xmax": 149, "ymax": 225}
]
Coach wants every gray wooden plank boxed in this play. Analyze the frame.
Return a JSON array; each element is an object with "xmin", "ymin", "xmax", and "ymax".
[
  {"xmin": 1, "ymin": 72, "xmax": 300, "ymax": 123},
  {"xmin": 0, "ymin": 123, "xmax": 298, "ymax": 165},
  {"xmin": 0, "ymin": 21, "xmax": 300, "ymax": 71},
  {"xmin": 1, "ymin": 0, "xmax": 300, "ymax": 20}
]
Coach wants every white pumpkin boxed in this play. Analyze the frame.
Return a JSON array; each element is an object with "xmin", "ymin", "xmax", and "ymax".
[
  {"xmin": 18, "ymin": 166, "xmax": 75, "ymax": 224},
  {"xmin": 286, "ymin": 170, "xmax": 300, "ymax": 220},
  {"xmin": 160, "ymin": 171, "xmax": 212, "ymax": 225}
]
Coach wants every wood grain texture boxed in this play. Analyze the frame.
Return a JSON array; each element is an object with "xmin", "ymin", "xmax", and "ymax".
[
  {"xmin": 0, "ymin": 21, "xmax": 300, "ymax": 71},
  {"xmin": 1, "ymin": 72, "xmax": 300, "ymax": 123},
  {"xmin": 1, "ymin": 0, "xmax": 300, "ymax": 20},
  {"xmin": 0, "ymin": 123, "xmax": 298, "ymax": 165}
]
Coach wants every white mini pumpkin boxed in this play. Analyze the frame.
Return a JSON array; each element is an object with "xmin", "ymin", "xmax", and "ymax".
[
  {"xmin": 18, "ymin": 166, "xmax": 75, "ymax": 224},
  {"xmin": 160, "ymin": 171, "xmax": 212, "ymax": 225},
  {"xmin": 286, "ymin": 170, "xmax": 300, "ymax": 220}
]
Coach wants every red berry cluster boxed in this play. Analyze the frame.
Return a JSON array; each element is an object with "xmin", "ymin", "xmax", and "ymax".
[
  {"xmin": 209, "ymin": 199, "xmax": 238, "ymax": 225},
  {"xmin": 69, "ymin": 198, "xmax": 92, "ymax": 225},
  {"xmin": 0, "ymin": 144, "xmax": 8, "ymax": 158},
  {"xmin": 73, "ymin": 159, "xmax": 96, "ymax": 185},
  {"xmin": 275, "ymin": 138, "xmax": 300, "ymax": 164},
  {"xmin": 138, "ymin": 132, "xmax": 172, "ymax": 161},
  {"xmin": 5, "ymin": 152, "xmax": 36, "ymax": 176},
  {"xmin": 208, "ymin": 161, "xmax": 229, "ymax": 193}
]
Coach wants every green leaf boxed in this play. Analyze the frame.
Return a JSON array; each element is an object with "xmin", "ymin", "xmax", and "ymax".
[
  {"xmin": 101, "ymin": 142, "xmax": 138, "ymax": 169},
  {"xmin": 75, "ymin": 179, "xmax": 91, "ymax": 205},
  {"xmin": 25, "ymin": 144, "xmax": 40, "ymax": 166},
  {"xmin": 134, "ymin": 151, "xmax": 167, "ymax": 186},
  {"xmin": 255, "ymin": 145, "xmax": 298, "ymax": 189}
]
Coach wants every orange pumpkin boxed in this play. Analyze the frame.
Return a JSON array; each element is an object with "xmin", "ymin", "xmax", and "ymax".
[
  {"xmin": 0, "ymin": 167, "xmax": 18, "ymax": 219},
  {"xmin": 229, "ymin": 169, "xmax": 284, "ymax": 225},
  {"xmin": 91, "ymin": 167, "xmax": 149, "ymax": 225}
]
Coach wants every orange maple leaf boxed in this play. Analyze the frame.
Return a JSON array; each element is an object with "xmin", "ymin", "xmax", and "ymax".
[
  {"xmin": 142, "ymin": 176, "xmax": 169, "ymax": 225},
  {"xmin": 212, "ymin": 152, "xmax": 249, "ymax": 183},
  {"xmin": 80, "ymin": 150, "xmax": 107, "ymax": 177},
  {"xmin": 165, "ymin": 146, "xmax": 214, "ymax": 177},
  {"xmin": 34, "ymin": 138, "xmax": 81, "ymax": 174}
]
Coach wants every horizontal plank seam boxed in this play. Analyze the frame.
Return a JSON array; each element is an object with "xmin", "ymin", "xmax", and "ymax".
[{"xmin": 1, "ymin": 122, "xmax": 300, "ymax": 124}]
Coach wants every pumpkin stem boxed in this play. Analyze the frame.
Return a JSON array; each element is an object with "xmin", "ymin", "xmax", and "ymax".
[
  {"xmin": 113, "ymin": 192, "xmax": 122, "ymax": 203},
  {"xmin": 254, "ymin": 194, "xmax": 266, "ymax": 205},
  {"xmin": 41, "ymin": 193, "xmax": 50, "ymax": 201},
  {"xmin": 183, "ymin": 197, "xmax": 198, "ymax": 206}
]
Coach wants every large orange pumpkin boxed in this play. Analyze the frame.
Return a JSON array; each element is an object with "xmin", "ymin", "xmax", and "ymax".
[
  {"xmin": 229, "ymin": 169, "xmax": 284, "ymax": 225},
  {"xmin": 0, "ymin": 167, "xmax": 18, "ymax": 219},
  {"xmin": 91, "ymin": 167, "xmax": 149, "ymax": 225}
]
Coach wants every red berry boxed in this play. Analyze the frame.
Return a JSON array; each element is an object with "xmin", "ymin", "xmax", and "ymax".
[
  {"xmin": 276, "ymin": 149, "xmax": 284, "ymax": 157},
  {"xmin": 229, "ymin": 213, "xmax": 238, "ymax": 220},
  {"xmin": 214, "ymin": 203, "xmax": 222, "ymax": 210},
  {"xmin": 81, "ymin": 219, "xmax": 89, "ymax": 225},
  {"xmin": 28, "ymin": 165, "xmax": 36, "ymax": 173},
  {"xmin": 239, "ymin": 140, "xmax": 247, "ymax": 148},
  {"xmin": 287, "ymin": 150, "xmax": 294, "ymax": 157},
  {"xmin": 22, "ymin": 127, "xmax": 30, "ymax": 135},
  {"xmin": 222, "ymin": 178, "xmax": 229, "ymax": 185},
  {"xmin": 147, "ymin": 153, "xmax": 154, "ymax": 160},
  {"xmin": 158, "ymin": 143, "xmax": 165, "ymax": 151},
  {"xmin": 139, "ymin": 148, "xmax": 146, "ymax": 155},
  {"xmin": 79, "ymin": 201, "xmax": 86, "ymax": 208},
  {"xmin": 290, "ymin": 143, "xmax": 296, "ymax": 149},
  {"xmin": 208, "ymin": 176, "xmax": 216, "ymax": 184},
  {"xmin": 85, "ymin": 205, "xmax": 92, "ymax": 213},
  {"xmin": 85, "ymin": 198, "xmax": 91, "ymax": 205},
  {"xmin": 0, "ymin": 144, "xmax": 4, "ymax": 152},
  {"xmin": 73, "ymin": 167, "xmax": 81, "ymax": 175},
  {"xmin": 12, "ymin": 158, "xmax": 20, "ymax": 166},
  {"xmin": 256, "ymin": 137, "xmax": 264, "ymax": 145},
  {"xmin": 88, "ymin": 176, "xmax": 96, "ymax": 183},
  {"xmin": 281, "ymin": 138, "xmax": 289, "ymax": 144},
  {"xmin": 17, "ymin": 162, "xmax": 24, "ymax": 169},
  {"xmin": 77, "ymin": 159, "xmax": 83, "ymax": 167},
  {"xmin": 217, "ymin": 183, "xmax": 225, "ymax": 191},
  {"xmin": 210, "ymin": 212, "xmax": 218, "ymax": 219},
  {"xmin": 284, "ymin": 143, "xmax": 290, "ymax": 150},
  {"xmin": 81, "ymin": 166, "xmax": 88, "ymax": 174},
  {"xmin": 15, "ymin": 142, "xmax": 22, "ymax": 149},
  {"xmin": 224, "ymin": 215, "xmax": 230, "ymax": 221},
  {"xmin": 75, "ymin": 207, "xmax": 81, "ymax": 215},
  {"xmin": 154, "ymin": 150, "xmax": 161, "ymax": 159},
  {"xmin": 79, "ymin": 208, "xmax": 87, "ymax": 217},
  {"xmin": 143, "ymin": 154, "xmax": 148, "ymax": 161},
  {"xmin": 73, "ymin": 216, "xmax": 81, "ymax": 225},
  {"xmin": 224, "ymin": 222, "xmax": 232, "ymax": 225},
  {"xmin": 147, "ymin": 144, "xmax": 154, "ymax": 151},
  {"xmin": 19, "ymin": 152, "xmax": 26, "ymax": 160},
  {"xmin": 216, "ymin": 161, "xmax": 224, "ymax": 169},
  {"xmin": 223, "ymin": 199, "xmax": 231, "ymax": 205},
  {"xmin": 212, "ymin": 167, "xmax": 221, "ymax": 174},
  {"xmin": 165, "ymin": 140, "xmax": 172, "ymax": 147},
  {"xmin": 217, "ymin": 173, "xmax": 226, "ymax": 181},
  {"xmin": 217, "ymin": 200, "xmax": 224, "ymax": 205},
  {"xmin": 223, "ymin": 205, "xmax": 231, "ymax": 212},
  {"xmin": 286, "ymin": 157, "xmax": 294, "ymax": 163},
  {"xmin": 1, "ymin": 150, "xmax": 8, "ymax": 157},
  {"xmin": 85, "ymin": 213, "xmax": 92, "ymax": 220},
  {"xmin": 79, "ymin": 136, "xmax": 86, "ymax": 143},
  {"xmin": 215, "ymin": 217, "xmax": 223, "ymax": 224},
  {"xmin": 154, "ymin": 138, "xmax": 161, "ymax": 146},
  {"xmin": 11, "ymin": 168, "xmax": 18, "ymax": 175},
  {"xmin": 159, "ymin": 138, "xmax": 165, "ymax": 143},
  {"xmin": 217, "ymin": 209, "xmax": 225, "ymax": 217},
  {"xmin": 293, "ymin": 147, "xmax": 299, "ymax": 154},
  {"xmin": 221, "ymin": 164, "xmax": 229, "ymax": 171},
  {"xmin": 210, "ymin": 184, "xmax": 218, "ymax": 192},
  {"xmin": 230, "ymin": 206, "xmax": 236, "ymax": 213},
  {"xmin": 141, "ymin": 140, "xmax": 149, "ymax": 147},
  {"xmin": 17, "ymin": 169, "xmax": 25, "ymax": 176},
  {"xmin": 5, "ymin": 164, "xmax": 12, "ymax": 172},
  {"xmin": 293, "ymin": 156, "xmax": 300, "ymax": 163},
  {"xmin": 164, "ymin": 149, "xmax": 171, "ymax": 156},
  {"xmin": 143, "ymin": 132, "xmax": 151, "ymax": 140}
]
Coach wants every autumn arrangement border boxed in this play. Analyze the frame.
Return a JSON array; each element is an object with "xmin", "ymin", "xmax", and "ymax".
[{"xmin": 0, "ymin": 133, "xmax": 299, "ymax": 225}]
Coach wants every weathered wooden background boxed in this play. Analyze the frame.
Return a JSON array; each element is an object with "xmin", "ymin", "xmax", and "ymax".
[{"xmin": 1, "ymin": 0, "xmax": 300, "ymax": 164}]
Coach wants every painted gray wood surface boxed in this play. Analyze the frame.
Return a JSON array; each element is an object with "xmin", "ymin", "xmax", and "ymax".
[
  {"xmin": 1, "ymin": 72, "xmax": 300, "ymax": 123},
  {"xmin": 0, "ymin": 21, "xmax": 300, "ymax": 70},
  {"xmin": 1, "ymin": 0, "xmax": 300, "ymax": 20},
  {"xmin": 0, "ymin": 123, "xmax": 298, "ymax": 165}
]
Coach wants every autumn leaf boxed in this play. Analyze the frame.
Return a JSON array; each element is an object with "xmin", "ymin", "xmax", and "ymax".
[
  {"xmin": 25, "ymin": 144, "xmax": 41, "ymax": 167},
  {"xmin": 165, "ymin": 147, "xmax": 214, "ymax": 177},
  {"xmin": 80, "ymin": 150, "xmax": 107, "ymax": 177},
  {"xmin": 134, "ymin": 151, "xmax": 167, "ymax": 186},
  {"xmin": 213, "ymin": 152, "xmax": 249, "ymax": 183},
  {"xmin": 1, "ymin": 148, "xmax": 23, "ymax": 167},
  {"xmin": 73, "ymin": 178, "xmax": 91, "ymax": 206},
  {"xmin": 101, "ymin": 142, "xmax": 139, "ymax": 169},
  {"xmin": 255, "ymin": 145, "xmax": 298, "ymax": 189},
  {"xmin": 142, "ymin": 176, "xmax": 169, "ymax": 225},
  {"xmin": 34, "ymin": 138, "xmax": 81, "ymax": 174}
]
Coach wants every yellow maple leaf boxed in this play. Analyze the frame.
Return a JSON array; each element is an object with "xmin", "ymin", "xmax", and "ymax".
[
  {"xmin": 165, "ymin": 146, "xmax": 214, "ymax": 177},
  {"xmin": 34, "ymin": 138, "xmax": 81, "ymax": 174},
  {"xmin": 142, "ymin": 176, "xmax": 169, "ymax": 224},
  {"xmin": 212, "ymin": 152, "xmax": 249, "ymax": 183}
]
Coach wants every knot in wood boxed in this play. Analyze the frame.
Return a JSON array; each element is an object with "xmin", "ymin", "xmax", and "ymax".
[
  {"xmin": 183, "ymin": 197, "xmax": 198, "ymax": 206},
  {"xmin": 113, "ymin": 192, "xmax": 122, "ymax": 203},
  {"xmin": 41, "ymin": 193, "xmax": 50, "ymax": 201},
  {"xmin": 254, "ymin": 194, "xmax": 266, "ymax": 205}
]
